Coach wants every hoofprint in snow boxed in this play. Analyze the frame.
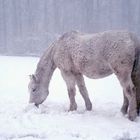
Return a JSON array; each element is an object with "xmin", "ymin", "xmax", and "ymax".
[{"xmin": 0, "ymin": 56, "xmax": 140, "ymax": 140}]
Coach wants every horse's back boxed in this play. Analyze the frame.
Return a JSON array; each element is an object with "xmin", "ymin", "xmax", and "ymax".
[{"xmin": 53, "ymin": 30, "xmax": 138, "ymax": 79}]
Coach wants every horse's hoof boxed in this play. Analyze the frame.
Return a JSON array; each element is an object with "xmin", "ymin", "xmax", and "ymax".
[
  {"xmin": 128, "ymin": 112, "xmax": 137, "ymax": 121},
  {"xmin": 128, "ymin": 115, "xmax": 136, "ymax": 121},
  {"xmin": 86, "ymin": 102, "xmax": 92, "ymax": 111},
  {"xmin": 69, "ymin": 103, "xmax": 77, "ymax": 111},
  {"xmin": 121, "ymin": 107, "xmax": 127, "ymax": 115}
]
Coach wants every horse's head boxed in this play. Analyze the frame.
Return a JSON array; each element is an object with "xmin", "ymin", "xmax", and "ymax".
[{"xmin": 28, "ymin": 74, "xmax": 49, "ymax": 106}]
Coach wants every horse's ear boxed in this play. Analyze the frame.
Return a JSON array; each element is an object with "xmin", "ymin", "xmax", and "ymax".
[{"xmin": 29, "ymin": 74, "xmax": 36, "ymax": 81}]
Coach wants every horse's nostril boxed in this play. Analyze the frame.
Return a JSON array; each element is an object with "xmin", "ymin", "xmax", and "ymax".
[{"xmin": 35, "ymin": 103, "xmax": 39, "ymax": 108}]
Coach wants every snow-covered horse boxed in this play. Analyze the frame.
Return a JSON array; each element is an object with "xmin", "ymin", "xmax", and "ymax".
[{"xmin": 28, "ymin": 30, "xmax": 140, "ymax": 121}]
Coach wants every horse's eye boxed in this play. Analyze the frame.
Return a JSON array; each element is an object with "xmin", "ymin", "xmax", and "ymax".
[{"xmin": 32, "ymin": 88, "xmax": 36, "ymax": 92}]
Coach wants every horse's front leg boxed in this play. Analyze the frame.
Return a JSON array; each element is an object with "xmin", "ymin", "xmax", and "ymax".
[
  {"xmin": 75, "ymin": 73, "xmax": 92, "ymax": 110},
  {"xmin": 67, "ymin": 88, "xmax": 77, "ymax": 111},
  {"xmin": 61, "ymin": 70, "xmax": 77, "ymax": 111},
  {"xmin": 121, "ymin": 91, "xmax": 129, "ymax": 115}
]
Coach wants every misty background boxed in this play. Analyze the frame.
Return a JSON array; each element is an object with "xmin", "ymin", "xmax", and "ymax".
[{"xmin": 0, "ymin": 0, "xmax": 140, "ymax": 56}]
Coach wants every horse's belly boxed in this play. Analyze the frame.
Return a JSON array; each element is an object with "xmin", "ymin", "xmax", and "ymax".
[{"xmin": 80, "ymin": 64, "xmax": 113, "ymax": 79}]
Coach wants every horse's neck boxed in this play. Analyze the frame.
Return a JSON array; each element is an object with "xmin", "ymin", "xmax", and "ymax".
[{"xmin": 35, "ymin": 46, "xmax": 56, "ymax": 88}]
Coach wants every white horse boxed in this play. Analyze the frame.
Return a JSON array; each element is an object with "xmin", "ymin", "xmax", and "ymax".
[{"xmin": 28, "ymin": 30, "xmax": 140, "ymax": 121}]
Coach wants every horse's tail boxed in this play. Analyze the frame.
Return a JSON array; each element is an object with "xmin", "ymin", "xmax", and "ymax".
[{"xmin": 131, "ymin": 42, "xmax": 140, "ymax": 114}]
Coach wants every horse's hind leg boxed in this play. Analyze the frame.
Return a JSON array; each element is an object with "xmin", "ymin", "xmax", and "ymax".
[
  {"xmin": 116, "ymin": 72, "xmax": 137, "ymax": 121},
  {"xmin": 75, "ymin": 73, "xmax": 92, "ymax": 110},
  {"xmin": 121, "ymin": 91, "xmax": 129, "ymax": 115},
  {"xmin": 125, "ymin": 82, "xmax": 137, "ymax": 121},
  {"xmin": 61, "ymin": 70, "xmax": 77, "ymax": 111}
]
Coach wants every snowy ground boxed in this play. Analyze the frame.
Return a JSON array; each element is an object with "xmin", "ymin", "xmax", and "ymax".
[{"xmin": 0, "ymin": 56, "xmax": 140, "ymax": 140}]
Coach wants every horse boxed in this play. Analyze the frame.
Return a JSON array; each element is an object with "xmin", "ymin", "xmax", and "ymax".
[{"xmin": 28, "ymin": 30, "xmax": 140, "ymax": 121}]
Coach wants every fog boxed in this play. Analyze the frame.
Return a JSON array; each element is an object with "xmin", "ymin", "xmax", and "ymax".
[{"xmin": 0, "ymin": 0, "xmax": 140, "ymax": 56}]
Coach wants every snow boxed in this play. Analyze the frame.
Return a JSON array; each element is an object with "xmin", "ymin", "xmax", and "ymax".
[{"xmin": 0, "ymin": 56, "xmax": 140, "ymax": 140}]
